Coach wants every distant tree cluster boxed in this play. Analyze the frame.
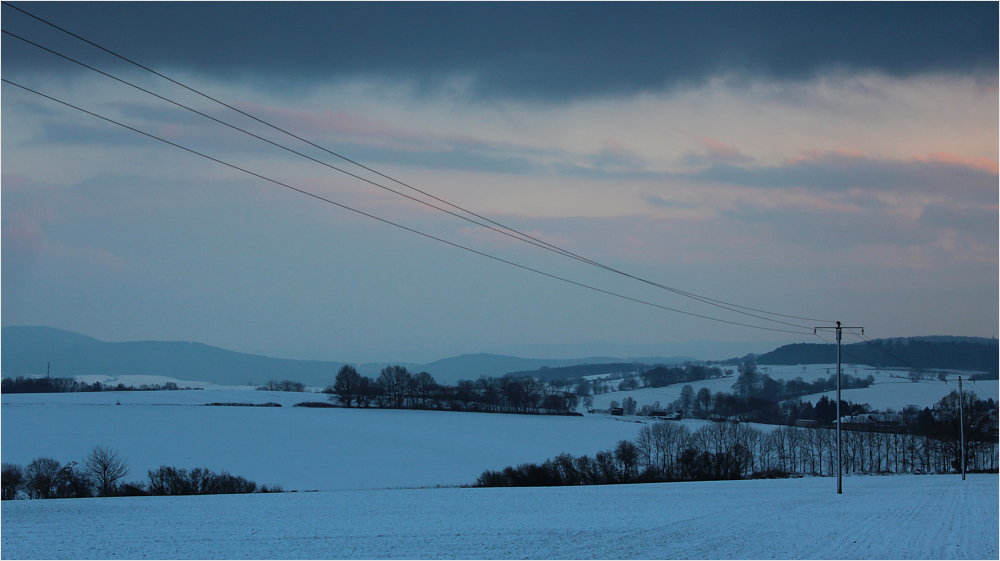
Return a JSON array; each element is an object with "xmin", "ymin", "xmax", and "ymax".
[
  {"xmin": 475, "ymin": 389, "xmax": 999, "ymax": 488},
  {"xmin": 1, "ymin": 377, "xmax": 198, "ymax": 394},
  {"xmin": 1, "ymin": 446, "xmax": 281, "ymax": 500},
  {"xmin": 257, "ymin": 380, "xmax": 306, "ymax": 392},
  {"xmin": 640, "ymin": 364, "xmax": 726, "ymax": 388},
  {"xmin": 322, "ymin": 365, "xmax": 580, "ymax": 415},
  {"xmin": 626, "ymin": 362, "xmax": 877, "ymax": 425}
]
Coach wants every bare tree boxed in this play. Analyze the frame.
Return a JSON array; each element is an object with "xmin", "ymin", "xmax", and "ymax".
[
  {"xmin": 696, "ymin": 387, "xmax": 712, "ymax": 418},
  {"xmin": 378, "ymin": 365, "xmax": 413, "ymax": 408},
  {"xmin": 25, "ymin": 457, "xmax": 61, "ymax": 499},
  {"xmin": 330, "ymin": 365, "xmax": 363, "ymax": 407},
  {"xmin": 614, "ymin": 439, "xmax": 640, "ymax": 482},
  {"xmin": 86, "ymin": 446, "xmax": 130, "ymax": 497},
  {"xmin": 680, "ymin": 385, "xmax": 695, "ymax": 416},
  {"xmin": 622, "ymin": 396, "xmax": 637, "ymax": 416},
  {"xmin": 412, "ymin": 371, "xmax": 437, "ymax": 409},
  {"xmin": 1, "ymin": 463, "xmax": 25, "ymax": 500}
]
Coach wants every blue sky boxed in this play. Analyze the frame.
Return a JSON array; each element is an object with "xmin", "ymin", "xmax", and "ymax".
[{"xmin": 2, "ymin": 2, "xmax": 997, "ymax": 362}]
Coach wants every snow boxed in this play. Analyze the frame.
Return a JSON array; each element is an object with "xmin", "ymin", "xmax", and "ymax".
[
  {"xmin": 2, "ymin": 474, "xmax": 996, "ymax": 559},
  {"xmin": 590, "ymin": 364, "xmax": 999, "ymax": 412},
  {"xmin": 3, "ymin": 388, "xmax": 998, "ymax": 559},
  {"xmin": 1, "ymin": 390, "xmax": 644, "ymax": 492}
]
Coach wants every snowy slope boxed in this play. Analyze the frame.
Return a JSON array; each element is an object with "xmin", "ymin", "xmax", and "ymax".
[{"xmin": 2, "ymin": 474, "xmax": 995, "ymax": 559}]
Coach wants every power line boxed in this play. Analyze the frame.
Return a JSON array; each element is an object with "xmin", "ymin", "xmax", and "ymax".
[
  {"xmin": 811, "ymin": 332, "xmax": 883, "ymax": 372},
  {"xmin": 2, "ymin": 77, "xmax": 817, "ymax": 336},
  {"xmin": 0, "ymin": 0, "xmax": 836, "ymax": 329},
  {"xmin": 1, "ymin": 27, "xmax": 816, "ymax": 334},
  {"xmin": 845, "ymin": 328, "xmax": 940, "ymax": 376}
]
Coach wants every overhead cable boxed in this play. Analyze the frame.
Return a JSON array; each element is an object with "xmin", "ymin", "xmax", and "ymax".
[
  {"xmin": 2, "ymin": 77, "xmax": 818, "ymax": 336},
  {"xmin": 1, "ymin": 0, "xmax": 837, "ymax": 329}
]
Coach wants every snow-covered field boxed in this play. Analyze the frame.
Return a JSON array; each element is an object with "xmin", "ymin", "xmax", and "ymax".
[
  {"xmin": 1, "ymin": 389, "xmax": 645, "ymax": 491},
  {"xmin": 3, "ymin": 387, "xmax": 999, "ymax": 559},
  {"xmin": 2, "ymin": 474, "xmax": 995, "ymax": 559},
  {"xmin": 590, "ymin": 364, "xmax": 999, "ymax": 412}
]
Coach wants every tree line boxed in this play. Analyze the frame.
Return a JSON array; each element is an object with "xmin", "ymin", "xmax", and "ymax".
[
  {"xmin": 323, "ymin": 365, "xmax": 580, "ymax": 415},
  {"xmin": 476, "ymin": 389, "xmax": 998, "ymax": 487},
  {"xmin": 1, "ymin": 376, "xmax": 201, "ymax": 393},
  {"xmin": 1, "ymin": 446, "xmax": 281, "ymax": 500}
]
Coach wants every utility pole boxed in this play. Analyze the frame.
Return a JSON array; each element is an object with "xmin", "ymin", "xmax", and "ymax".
[
  {"xmin": 815, "ymin": 321, "xmax": 863, "ymax": 495},
  {"xmin": 959, "ymin": 375, "xmax": 965, "ymax": 481}
]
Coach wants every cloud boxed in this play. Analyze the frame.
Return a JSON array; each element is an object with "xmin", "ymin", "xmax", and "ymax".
[
  {"xmin": 687, "ymin": 151, "xmax": 998, "ymax": 201},
  {"xmin": 3, "ymin": 3, "xmax": 995, "ymax": 100},
  {"xmin": 920, "ymin": 201, "xmax": 999, "ymax": 240},
  {"xmin": 679, "ymin": 135, "xmax": 755, "ymax": 168}
]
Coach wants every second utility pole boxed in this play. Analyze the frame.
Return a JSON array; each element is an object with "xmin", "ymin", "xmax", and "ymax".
[{"xmin": 815, "ymin": 321, "xmax": 863, "ymax": 495}]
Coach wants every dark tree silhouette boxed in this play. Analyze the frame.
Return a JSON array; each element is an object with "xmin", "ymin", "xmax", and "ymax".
[
  {"xmin": 2, "ymin": 463, "xmax": 25, "ymax": 500},
  {"xmin": 85, "ymin": 446, "xmax": 130, "ymax": 497},
  {"xmin": 329, "ymin": 365, "xmax": 363, "ymax": 407},
  {"xmin": 25, "ymin": 457, "xmax": 61, "ymax": 499},
  {"xmin": 378, "ymin": 366, "xmax": 412, "ymax": 408}
]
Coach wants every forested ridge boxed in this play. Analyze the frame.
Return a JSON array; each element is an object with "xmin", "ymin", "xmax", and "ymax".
[{"xmin": 755, "ymin": 339, "xmax": 998, "ymax": 375}]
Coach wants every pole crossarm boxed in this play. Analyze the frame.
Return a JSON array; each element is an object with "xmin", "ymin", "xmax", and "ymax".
[{"xmin": 813, "ymin": 321, "xmax": 863, "ymax": 495}]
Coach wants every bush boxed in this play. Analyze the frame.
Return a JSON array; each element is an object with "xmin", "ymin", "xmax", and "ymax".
[
  {"xmin": 257, "ymin": 380, "xmax": 306, "ymax": 392},
  {"xmin": 146, "ymin": 466, "xmax": 262, "ymax": 496}
]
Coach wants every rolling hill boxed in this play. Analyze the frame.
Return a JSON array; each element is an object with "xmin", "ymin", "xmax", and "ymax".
[{"xmin": 0, "ymin": 326, "xmax": 690, "ymax": 386}]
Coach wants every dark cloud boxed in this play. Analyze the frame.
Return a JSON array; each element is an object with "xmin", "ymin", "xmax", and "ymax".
[{"xmin": 2, "ymin": 2, "xmax": 995, "ymax": 100}]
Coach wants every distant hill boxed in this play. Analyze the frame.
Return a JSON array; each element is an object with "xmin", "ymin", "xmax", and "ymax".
[
  {"xmin": 8, "ymin": 326, "xmax": 990, "ymax": 388},
  {"xmin": 756, "ymin": 337, "xmax": 998, "ymax": 375},
  {"xmin": 0, "ymin": 326, "xmax": 691, "ymax": 387},
  {"xmin": 1, "ymin": 326, "xmax": 348, "ymax": 387}
]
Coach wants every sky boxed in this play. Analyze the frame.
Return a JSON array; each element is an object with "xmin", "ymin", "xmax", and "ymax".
[{"xmin": 2, "ymin": 2, "xmax": 997, "ymax": 363}]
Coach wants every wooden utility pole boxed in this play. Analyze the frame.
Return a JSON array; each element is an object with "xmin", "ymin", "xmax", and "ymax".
[
  {"xmin": 959, "ymin": 375, "xmax": 965, "ymax": 481},
  {"xmin": 815, "ymin": 321, "xmax": 863, "ymax": 495}
]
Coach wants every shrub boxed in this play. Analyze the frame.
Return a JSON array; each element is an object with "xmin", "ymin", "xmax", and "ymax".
[{"xmin": 147, "ymin": 466, "xmax": 264, "ymax": 496}]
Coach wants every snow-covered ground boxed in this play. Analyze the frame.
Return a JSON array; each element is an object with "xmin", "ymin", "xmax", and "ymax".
[
  {"xmin": 590, "ymin": 364, "xmax": 999, "ymax": 412},
  {"xmin": 3, "ymin": 386, "xmax": 998, "ymax": 559},
  {"xmin": 2, "ymin": 474, "xmax": 995, "ymax": 559},
  {"xmin": 1, "ymin": 390, "xmax": 644, "ymax": 491}
]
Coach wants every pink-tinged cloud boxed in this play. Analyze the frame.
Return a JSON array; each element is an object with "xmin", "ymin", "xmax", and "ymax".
[
  {"xmin": 915, "ymin": 153, "xmax": 999, "ymax": 175},
  {"xmin": 591, "ymin": 138, "xmax": 647, "ymax": 171},
  {"xmin": 695, "ymin": 136, "xmax": 747, "ymax": 163},
  {"xmin": 678, "ymin": 133, "xmax": 754, "ymax": 169},
  {"xmin": 785, "ymin": 148, "xmax": 866, "ymax": 164},
  {"xmin": 235, "ymin": 102, "xmax": 497, "ymax": 153},
  {"xmin": 688, "ymin": 148, "xmax": 998, "ymax": 203}
]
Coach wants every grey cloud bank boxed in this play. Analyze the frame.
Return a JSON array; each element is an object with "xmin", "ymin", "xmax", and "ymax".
[{"xmin": 3, "ymin": 2, "xmax": 996, "ymax": 99}]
